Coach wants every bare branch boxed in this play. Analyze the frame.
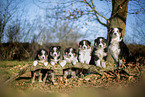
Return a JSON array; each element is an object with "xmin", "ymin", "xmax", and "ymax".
[{"xmin": 84, "ymin": 0, "xmax": 108, "ymax": 27}]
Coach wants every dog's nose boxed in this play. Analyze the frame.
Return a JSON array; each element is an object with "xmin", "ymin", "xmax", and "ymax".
[
  {"xmin": 99, "ymin": 45, "xmax": 102, "ymax": 47},
  {"xmin": 54, "ymin": 54, "xmax": 56, "ymax": 56},
  {"xmin": 69, "ymin": 54, "xmax": 71, "ymax": 57},
  {"xmin": 42, "ymin": 56, "xmax": 45, "ymax": 59},
  {"xmin": 83, "ymin": 46, "xmax": 86, "ymax": 49},
  {"xmin": 114, "ymin": 33, "xmax": 117, "ymax": 36}
]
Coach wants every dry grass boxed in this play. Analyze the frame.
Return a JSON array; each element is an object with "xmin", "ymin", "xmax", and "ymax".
[{"xmin": 0, "ymin": 57, "xmax": 145, "ymax": 97}]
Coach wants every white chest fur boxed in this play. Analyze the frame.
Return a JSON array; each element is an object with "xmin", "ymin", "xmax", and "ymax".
[
  {"xmin": 79, "ymin": 48, "xmax": 91, "ymax": 64},
  {"xmin": 79, "ymin": 48, "xmax": 91, "ymax": 57},
  {"xmin": 95, "ymin": 48, "xmax": 107, "ymax": 60},
  {"xmin": 109, "ymin": 41, "xmax": 120, "ymax": 61}
]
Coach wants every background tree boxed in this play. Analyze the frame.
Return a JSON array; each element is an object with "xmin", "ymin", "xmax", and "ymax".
[
  {"xmin": 0, "ymin": 0, "xmax": 22, "ymax": 43},
  {"xmin": 6, "ymin": 19, "xmax": 21, "ymax": 43}
]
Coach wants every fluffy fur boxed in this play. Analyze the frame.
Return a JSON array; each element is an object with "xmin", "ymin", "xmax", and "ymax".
[
  {"xmin": 63, "ymin": 47, "xmax": 78, "ymax": 65},
  {"xmin": 61, "ymin": 47, "xmax": 78, "ymax": 77},
  {"xmin": 108, "ymin": 27, "xmax": 136, "ymax": 67},
  {"xmin": 90, "ymin": 37, "xmax": 107, "ymax": 68},
  {"xmin": 33, "ymin": 49, "xmax": 48, "ymax": 66},
  {"xmin": 78, "ymin": 40, "xmax": 91, "ymax": 64},
  {"xmin": 48, "ymin": 46, "xmax": 61, "ymax": 66}
]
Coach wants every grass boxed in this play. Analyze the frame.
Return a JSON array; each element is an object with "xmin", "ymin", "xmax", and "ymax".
[{"xmin": 0, "ymin": 60, "xmax": 145, "ymax": 97}]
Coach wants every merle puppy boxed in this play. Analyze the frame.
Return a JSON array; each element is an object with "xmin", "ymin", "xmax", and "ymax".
[
  {"xmin": 33, "ymin": 49, "xmax": 48, "ymax": 66},
  {"xmin": 48, "ymin": 46, "xmax": 61, "ymax": 66},
  {"xmin": 78, "ymin": 40, "xmax": 91, "ymax": 64},
  {"xmin": 90, "ymin": 37, "xmax": 107, "ymax": 68},
  {"xmin": 108, "ymin": 27, "xmax": 136, "ymax": 67}
]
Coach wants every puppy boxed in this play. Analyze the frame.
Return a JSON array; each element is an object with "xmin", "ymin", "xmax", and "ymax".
[
  {"xmin": 33, "ymin": 49, "xmax": 48, "ymax": 66},
  {"xmin": 61, "ymin": 47, "xmax": 78, "ymax": 78},
  {"xmin": 90, "ymin": 37, "xmax": 107, "ymax": 68},
  {"xmin": 108, "ymin": 27, "xmax": 136, "ymax": 67},
  {"xmin": 78, "ymin": 40, "xmax": 91, "ymax": 64},
  {"xmin": 48, "ymin": 46, "xmax": 61, "ymax": 66},
  {"xmin": 63, "ymin": 47, "xmax": 78, "ymax": 65},
  {"xmin": 32, "ymin": 49, "xmax": 48, "ymax": 83}
]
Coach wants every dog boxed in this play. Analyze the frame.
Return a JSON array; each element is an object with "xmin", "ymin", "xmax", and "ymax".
[
  {"xmin": 48, "ymin": 46, "xmax": 61, "ymax": 66},
  {"xmin": 78, "ymin": 40, "xmax": 91, "ymax": 64},
  {"xmin": 33, "ymin": 49, "xmax": 48, "ymax": 66},
  {"xmin": 32, "ymin": 49, "xmax": 48, "ymax": 83},
  {"xmin": 108, "ymin": 27, "xmax": 136, "ymax": 67},
  {"xmin": 61, "ymin": 47, "xmax": 78, "ymax": 78},
  {"xmin": 63, "ymin": 47, "xmax": 78, "ymax": 65},
  {"xmin": 90, "ymin": 37, "xmax": 107, "ymax": 68}
]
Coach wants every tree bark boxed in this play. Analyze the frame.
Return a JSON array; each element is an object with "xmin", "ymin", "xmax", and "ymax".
[{"xmin": 107, "ymin": 0, "xmax": 129, "ymax": 64}]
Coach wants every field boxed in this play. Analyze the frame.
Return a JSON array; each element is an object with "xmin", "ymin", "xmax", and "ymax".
[{"xmin": 0, "ymin": 59, "xmax": 145, "ymax": 97}]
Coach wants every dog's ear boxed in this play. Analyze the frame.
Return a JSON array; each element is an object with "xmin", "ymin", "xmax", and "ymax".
[
  {"xmin": 73, "ymin": 48, "xmax": 77, "ymax": 54},
  {"xmin": 49, "ymin": 46, "xmax": 52, "ymax": 50},
  {"xmin": 88, "ymin": 41, "xmax": 91, "ymax": 46},
  {"xmin": 118, "ymin": 27, "xmax": 122, "ymax": 32},
  {"xmin": 57, "ymin": 46, "xmax": 61, "ymax": 49},
  {"xmin": 104, "ymin": 38, "xmax": 107, "ymax": 43},
  {"xmin": 108, "ymin": 27, "xmax": 113, "ymax": 33},
  {"xmin": 94, "ymin": 39, "xmax": 97, "ymax": 46}
]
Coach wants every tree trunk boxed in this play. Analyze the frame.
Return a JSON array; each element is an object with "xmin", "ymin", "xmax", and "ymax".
[{"xmin": 107, "ymin": 0, "xmax": 129, "ymax": 64}]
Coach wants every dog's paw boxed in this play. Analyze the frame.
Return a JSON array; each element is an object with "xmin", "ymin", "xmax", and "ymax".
[
  {"xmin": 39, "ymin": 80, "xmax": 43, "ymax": 83},
  {"xmin": 73, "ymin": 61, "xmax": 77, "ymax": 65},
  {"xmin": 44, "ymin": 62, "xmax": 48, "ymax": 66},
  {"xmin": 102, "ymin": 62, "xmax": 106, "ymax": 68},
  {"xmin": 60, "ymin": 60, "xmax": 66, "ymax": 67},
  {"xmin": 51, "ymin": 62, "xmax": 55, "ymax": 66},
  {"xmin": 33, "ymin": 61, "xmax": 38, "ymax": 66},
  {"xmin": 32, "ymin": 81, "xmax": 35, "ymax": 83}
]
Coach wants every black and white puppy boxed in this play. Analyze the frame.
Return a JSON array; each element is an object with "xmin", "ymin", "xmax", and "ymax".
[
  {"xmin": 78, "ymin": 40, "xmax": 91, "ymax": 64},
  {"xmin": 61, "ymin": 47, "xmax": 78, "ymax": 67},
  {"xmin": 48, "ymin": 46, "xmax": 61, "ymax": 66},
  {"xmin": 90, "ymin": 37, "xmax": 107, "ymax": 68},
  {"xmin": 33, "ymin": 49, "xmax": 48, "ymax": 66},
  {"xmin": 108, "ymin": 27, "xmax": 136, "ymax": 67}
]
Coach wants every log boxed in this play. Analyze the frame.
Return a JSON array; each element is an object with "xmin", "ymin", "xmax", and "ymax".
[{"xmin": 2, "ymin": 64, "xmax": 31, "ymax": 87}]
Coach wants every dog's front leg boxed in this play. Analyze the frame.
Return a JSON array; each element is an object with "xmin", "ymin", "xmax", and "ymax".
[
  {"xmin": 102, "ymin": 61, "xmax": 106, "ymax": 68},
  {"xmin": 33, "ymin": 60, "xmax": 38, "ymax": 66},
  {"xmin": 118, "ymin": 59, "xmax": 123, "ymax": 67},
  {"xmin": 86, "ymin": 55, "xmax": 91, "ymax": 64},
  {"xmin": 72, "ymin": 57, "xmax": 78, "ymax": 65},
  {"xmin": 95, "ymin": 60, "xmax": 101, "ymax": 67},
  {"xmin": 79, "ymin": 54, "xmax": 84, "ymax": 63}
]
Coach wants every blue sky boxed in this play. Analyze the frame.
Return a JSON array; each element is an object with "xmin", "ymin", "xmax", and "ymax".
[{"xmin": 1, "ymin": 0, "xmax": 145, "ymax": 45}]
